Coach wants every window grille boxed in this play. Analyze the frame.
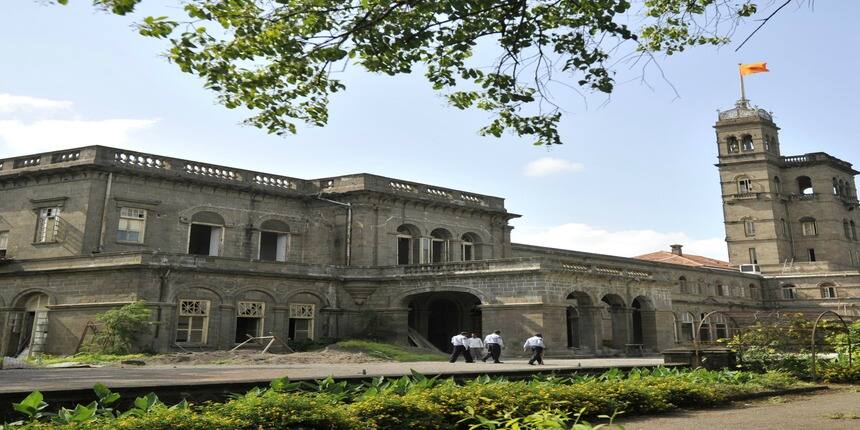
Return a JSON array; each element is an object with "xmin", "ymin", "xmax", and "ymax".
[{"xmin": 237, "ymin": 301, "xmax": 265, "ymax": 317}]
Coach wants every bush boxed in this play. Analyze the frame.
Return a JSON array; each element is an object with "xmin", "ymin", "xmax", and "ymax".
[
  {"xmin": 7, "ymin": 368, "xmax": 802, "ymax": 430},
  {"xmin": 88, "ymin": 301, "xmax": 152, "ymax": 355}
]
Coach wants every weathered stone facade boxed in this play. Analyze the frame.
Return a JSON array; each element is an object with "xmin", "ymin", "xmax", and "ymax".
[{"xmin": 1, "ymin": 99, "xmax": 859, "ymax": 359}]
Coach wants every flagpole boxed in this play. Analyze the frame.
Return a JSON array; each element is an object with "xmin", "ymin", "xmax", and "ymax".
[{"xmin": 738, "ymin": 63, "xmax": 747, "ymax": 103}]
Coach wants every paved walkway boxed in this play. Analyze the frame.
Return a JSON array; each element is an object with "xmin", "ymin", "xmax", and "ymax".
[
  {"xmin": 621, "ymin": 386, "xmax": 860, "ymax": 430},
  {"xmin": 0, "ymin": 358, "xmax": 663, "ymax": 394}
]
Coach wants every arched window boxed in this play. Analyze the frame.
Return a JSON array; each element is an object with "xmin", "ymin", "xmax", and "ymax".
[
  {"xmin": 764, "ymin": 135, "xmax": 772, "ymax": 151},
  {"xmin": 679, "ymin": 312, "xmax": 695, "ymax": 342},
  {"xmin": 782, "ymin": 284, "xmax": 797, "ymax": 300},
  {"xmin": 188, "ymin": 211, "xmax": 225, "ymax": 257},
  {"xmin": 780, "ymin": 218, "xmax": 788, "ymax": 237},
  {"xmin": 678, "ymin": 276, "xmax": 689, "ymax": 294},
  {"xmin": 737, "ymin": 176, "xmax": 753, "ymax": 194},
  {"xmin": 396, "ymin": 224, "xmax": 421, "ymax": 265},
  {"xmin": 711, "ymin": 313, "xmax": 730, "ymax": 340},
  {"xmin": 844, "ymin": 219, "xmax": 851, "ymax": 239},
  {"xmin": 699, "ymin": 313, "xmax": 711, "ymax": 342},
  {"xmin": 743, "ymin": 218, "xmax": 756, "ymax": 237},
  {"xmin": 727, "ymin": 136, "xmax": 740, "ymax": 153},
  {"xmin": 833, "ymin": 178, "xmax": 840, "ymax": 195},
  {"xmin": 852, "ymin": 220, "xmax": 858, "ymax": 241},
  {"xmin": 259, "ymin": 220, "xmax": 290, "ymax": 262},
  {"xmin": 430, "ymin": 228, "xmax": 452, "ymax": 263},
  {"xmin": 460, "ymin": 232, "xmax": 482, "ymax": 261},
  {"xmin": 741, "ymin": 135, "xmax": 754, "ymax": 151},
  {"xmin": 749, "ymin": 283, "xmax": 760, "ymax": 299},
  {"xmin": 773, "ymin": 176, "xmax": 781, "ymax": 194},
  {"xmin": 797, "ymin": 176, "xmax": 813, "ymax": 195},
  {"xmin": 800, "ymin": 217, "xmax": 817, "ymax": 236},
  {"xmin": 820, "ymin": 283, "xmax": 837, "ymax": 299}
]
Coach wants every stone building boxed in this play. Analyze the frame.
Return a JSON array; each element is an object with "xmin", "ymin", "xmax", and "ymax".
[{"xmin": 0, "ymin": 97, "xmax": 858, "ymax": 358}]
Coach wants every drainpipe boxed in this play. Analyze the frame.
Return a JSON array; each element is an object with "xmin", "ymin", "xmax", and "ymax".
[
  {"xmin": 317, "ymin": 194, "xmax": 352, "ymax": 266},
  {"xmin": 96, "ymin": 172, "xmax": 113, "ymax": 252}
]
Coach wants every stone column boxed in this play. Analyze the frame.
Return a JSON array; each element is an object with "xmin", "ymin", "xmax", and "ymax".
[
  {"xmin": 219, "ymin": 304, "xmax": 235, "ymax": 349},
  {"xmin": 579, "ymin": 305, "xmax": 603, "ymax": 355}
]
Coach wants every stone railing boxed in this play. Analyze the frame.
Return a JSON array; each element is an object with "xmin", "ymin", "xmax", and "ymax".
[
  {"xmin": 555, "ymin": 260, "xmax": 653, "ymax": 280},
  {"xmin": 782, "ymin": 152, "xmax": 856, "ymax": 171},
  {"xmin": 729, "ymin": 193, "xmax": 760, "ymax": 200}
]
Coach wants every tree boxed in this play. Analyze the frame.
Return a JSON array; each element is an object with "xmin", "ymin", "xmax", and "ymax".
[{"xmin": 53, "ymin": 0, "xmax": 767, "ymax": 145}]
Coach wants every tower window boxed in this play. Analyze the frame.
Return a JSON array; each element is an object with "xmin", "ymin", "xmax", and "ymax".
[
  {"xmin": 764, "ymin": 135, "xmax": 771, "ymax": 151},
  {"xmin": 727, "ymin": 136, "xmax": 740, "ymax": 153},
  {"xmin": 808, "ymin": 248, "xmax": 817, "ymax": 262},
  {"xmin": 820, "ymin": 284, "xmax": 837, "ymax": 299},
  {"xmin": 35, "ymin": 207, "xmax": 62, "ymax": 243},
  {"xmin": 773, "ymin": 176, "xmax": 781, "ymax": 194},
  {"xmin": 797, "ymin": 176, "xmax": 813, "ymax": 195},
  {"xmin": 737, "ymin": 177, "xmax": 753, "ymax": 194},
  {"xmin": 0, "ymin": 231, "xmax": 7, "ymax": 258},
  {"xmin": 844, "ymin": 220, "xmax": 851, "ymax": 240},
  {"xmin": 741, "ymin": 135, "xmax": 754, "ymax": 151},
  {"xmin": 748, "ymin": 248, "xmax": 758, "ymax": 264},
  {"xmin": 801, "ymin": 218, "xmax": 817, "ymax": 236},
  {"xmin": 743, "ymin": 219, "xmax": 756, "ymax": 237},
  {"xmin": 781, "ymin": 218, "xmax": 788, "ymax": 237},
  {"xmin": 852, "ymin": 221, "xmax": 857, "ymax": 241}
]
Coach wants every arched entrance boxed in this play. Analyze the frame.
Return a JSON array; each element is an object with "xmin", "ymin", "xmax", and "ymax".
[
  {"xmin": 565, "ymin": 291, "xmax": 595, "ymax": 351},
  {"xmin": 5, "ymin": 293, "xmax": 50, "ymax": 357},
  {"xmin": 631, "ymin": 296, "xmax": 657, "ymax": 351},
  {"xmin": 600, "ymin": 293, "xmax": 628, "ymax": 350},
  {"xmin": 406, "ymin": 291, "xmax": 482, "ymax": 352}
]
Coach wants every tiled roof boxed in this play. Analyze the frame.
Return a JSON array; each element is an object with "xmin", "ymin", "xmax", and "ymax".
[{"xmin": 633, "ymin": 251, "xmax": 735, "ymax": 270}]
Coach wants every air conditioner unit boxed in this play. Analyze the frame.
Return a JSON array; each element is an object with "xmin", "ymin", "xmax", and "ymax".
[{"xmin": 739, "ymin": 264, "xmax": 761, "ymax": 274}]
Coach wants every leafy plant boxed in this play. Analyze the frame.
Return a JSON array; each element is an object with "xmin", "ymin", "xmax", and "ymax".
[{"xmin": 88, "ymin": 301, "xmax": 152, "ymax": 355}]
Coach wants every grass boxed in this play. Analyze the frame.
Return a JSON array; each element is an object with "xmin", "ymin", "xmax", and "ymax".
[
  {"xmin": 333, "ymin": 339, "xmax": 447, "ymax": 362},
  {"xmin": 28, "ymin": 352, "xmax": 148, "ymax": 366}
]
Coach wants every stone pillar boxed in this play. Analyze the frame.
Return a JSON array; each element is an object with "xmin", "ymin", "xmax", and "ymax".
[
  {"xmin": 608, "ymin": 307, "xmax": 630, "ymax": 349},
  {"xmin": 219, "ymin": 304, "xmax": 235, "ymax": 349},
  {"xmin": 639, "ymin": 310, "xmax": 659, "ymax": 351},
  {"xmin": 654, "ymin": 310, "xmax": 677, "ymax": 351},
  {"xmin": 579, "ymin": 305, "xmax": 603, "ymax": 355}
]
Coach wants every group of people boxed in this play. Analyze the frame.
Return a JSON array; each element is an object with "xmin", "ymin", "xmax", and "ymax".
[{"xmin": 449, "ymin": 331, "xmax": 545, "ymax": 365}]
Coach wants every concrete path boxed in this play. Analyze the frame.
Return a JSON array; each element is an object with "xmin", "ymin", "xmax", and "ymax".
[
  {"xmin": 621, "ymin": 386, "xmax": 860, "ymax": 430},
  {"xmin": 0, "ymin": 358, "xmax": 663, "ymax": 394}
]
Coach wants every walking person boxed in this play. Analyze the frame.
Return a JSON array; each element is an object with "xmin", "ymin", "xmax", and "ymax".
[
  {"xmin": 523, "ymin": 333, "xmax": 545, "ymax": 365},
  {"xmin": 449, "ymin": 331, "xmax": 473, "ymax": 363},
  {"xmin": 482, "ymin": 330, "xmax": 504, "ymax": 363},
  {"xmin": 467, "ymin": 333, "xmax": 484, "ymax": 363}
]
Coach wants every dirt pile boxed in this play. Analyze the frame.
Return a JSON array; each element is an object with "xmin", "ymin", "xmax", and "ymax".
[{"xmin": 113, "ymin": 348, "xmax": 387, "ymax": 366}]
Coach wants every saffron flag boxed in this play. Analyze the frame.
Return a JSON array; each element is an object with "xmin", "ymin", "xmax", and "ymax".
[{"xmin": 740, "ymin": 62, "xmax": 769, "ymax": 76}]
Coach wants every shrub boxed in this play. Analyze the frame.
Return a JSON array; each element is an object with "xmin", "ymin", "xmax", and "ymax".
[{"xmin": 88, "ymin": 301, "xmax": 152, "ymax": 355}]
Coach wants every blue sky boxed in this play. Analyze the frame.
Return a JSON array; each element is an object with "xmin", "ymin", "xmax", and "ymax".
[{"xmin": 2, "ymin": 1, "xmax": 859, "ymax": 260}]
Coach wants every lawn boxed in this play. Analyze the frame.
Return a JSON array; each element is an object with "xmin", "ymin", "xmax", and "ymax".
[{"xmin": 333, "ymin": 340, "xmax": 447, "ymax": 362}]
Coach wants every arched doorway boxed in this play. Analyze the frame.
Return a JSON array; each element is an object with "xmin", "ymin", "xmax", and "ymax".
[
  {"xmin": 631, "ymin": 296, "xmax": 657, "ymax": 350},
  {"xmin": 5, "ymin": 293, "xmax": 50, "ymax": 357},
  {"xmin": 406, "ymin": 291, "xmax": 482, "ymax": 352},
  {"xmin": 600, "ymin": 294, "xmax": 628, "ymax": 350},
  {"xmin": 565, "ymin": 291, "xmax": 594, "ymax": 351}
]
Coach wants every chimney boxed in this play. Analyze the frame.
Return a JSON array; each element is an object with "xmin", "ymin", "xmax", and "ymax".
[{"xmin": 670, "ymin": 244, "xmax": 683, "ymax": 256}]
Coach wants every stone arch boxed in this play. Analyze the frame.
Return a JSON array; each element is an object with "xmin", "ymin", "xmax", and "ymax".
[
  {"xmin": 565, "ymin": 291, "xmax": 595, "ymax": 351},
  {"xmin": 600, "ymin": 293, "xmax": 628, "ymax": 350},
  {"xmin": 5, "ymin": 292, "xmax": 51, "ymax": 357},
  {"xmin": 188, "ymin": 211, "xmax": 226, "ymax": 256},
  {"xmin": 404, "ymin": 289, "xmax": 483, "ymax": 352},
  {"xmin": 191, "ymin": 211, "xmax": 225, "ymax": 225},
  {"xmin": 460, "ymin": 232, "xmax": 483, "ymax": 261},
  {"xmin": 259, "ymin": 219, "xmax": 290, "ymax": 233},
  {"xmin": 631, "ymin": 296, "xmax": 657, "ymax": 351},
  {"xmin": 172, "ymin": 286, "xmax": 224, "ymax": 347},
  {"xmin": 169, "ymin": 285, "xmax": 226, "ymax": 303},
  {"xmin": 797, "ymin": 176, "xmax": 814, "ymax": 195},
  {"xmin": 284, "ymin": 289, "xmax": 331, "ymax": 308},
  {"xmin": 397, "ymin": 285, "xmax": 493, "ymax": 307}
]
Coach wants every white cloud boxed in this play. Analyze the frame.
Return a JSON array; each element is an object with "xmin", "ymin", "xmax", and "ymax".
[
  {"xmin": 512, "ymin": 222, "xmax": 728, "ymax": 261},
  {"xmin": 0, "ymin": 94, "xmax": 73, "ymax": 113},
  {"xmin": 0, "ymin": 118, "xmax": 158, "ymax": 153},
  {"xmin": 523, "ymin": 157, "xmax": 584, "ymax": 177}
]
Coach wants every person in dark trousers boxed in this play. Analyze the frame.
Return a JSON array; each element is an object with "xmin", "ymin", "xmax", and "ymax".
[
  {"xmin": 523, "ymin": 333, "xmax": 545, "ymax": 365},
  {"xmin": 482, "ymin": 330, "xmax": 504, "ymax": 363},
  {"xmin": 449, "ymin": 331, "xmax": 473, "ymax": 363}
]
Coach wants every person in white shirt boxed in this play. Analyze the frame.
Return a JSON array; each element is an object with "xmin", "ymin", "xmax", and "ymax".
[
  {"xmin": 482, "ymin": 330, "xmax": 504, "ymax": 363},
  {"xmin": 449, "ymin": 331, "xmax": 473, "ymax": 363},
  {"xmin": 466, "ymin": 333, "xmax": 484, "ymax": 363},
  {"xmin": 523, "ymin": 333, "xmax": 545, "ymax": 365}
]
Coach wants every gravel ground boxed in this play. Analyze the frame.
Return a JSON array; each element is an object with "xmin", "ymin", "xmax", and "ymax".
[
  {"xmin": 621, "ymin": 385, "xmax": 860, "ymax": 430},
  {"xmin": 108, "ymin": 347, "xmax": 387, "ymax": 366}
]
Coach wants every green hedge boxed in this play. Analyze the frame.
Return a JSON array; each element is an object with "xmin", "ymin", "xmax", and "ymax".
[{"xmin": 7, "ymin": 368, "xmax": 800, "ymax": 430}]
